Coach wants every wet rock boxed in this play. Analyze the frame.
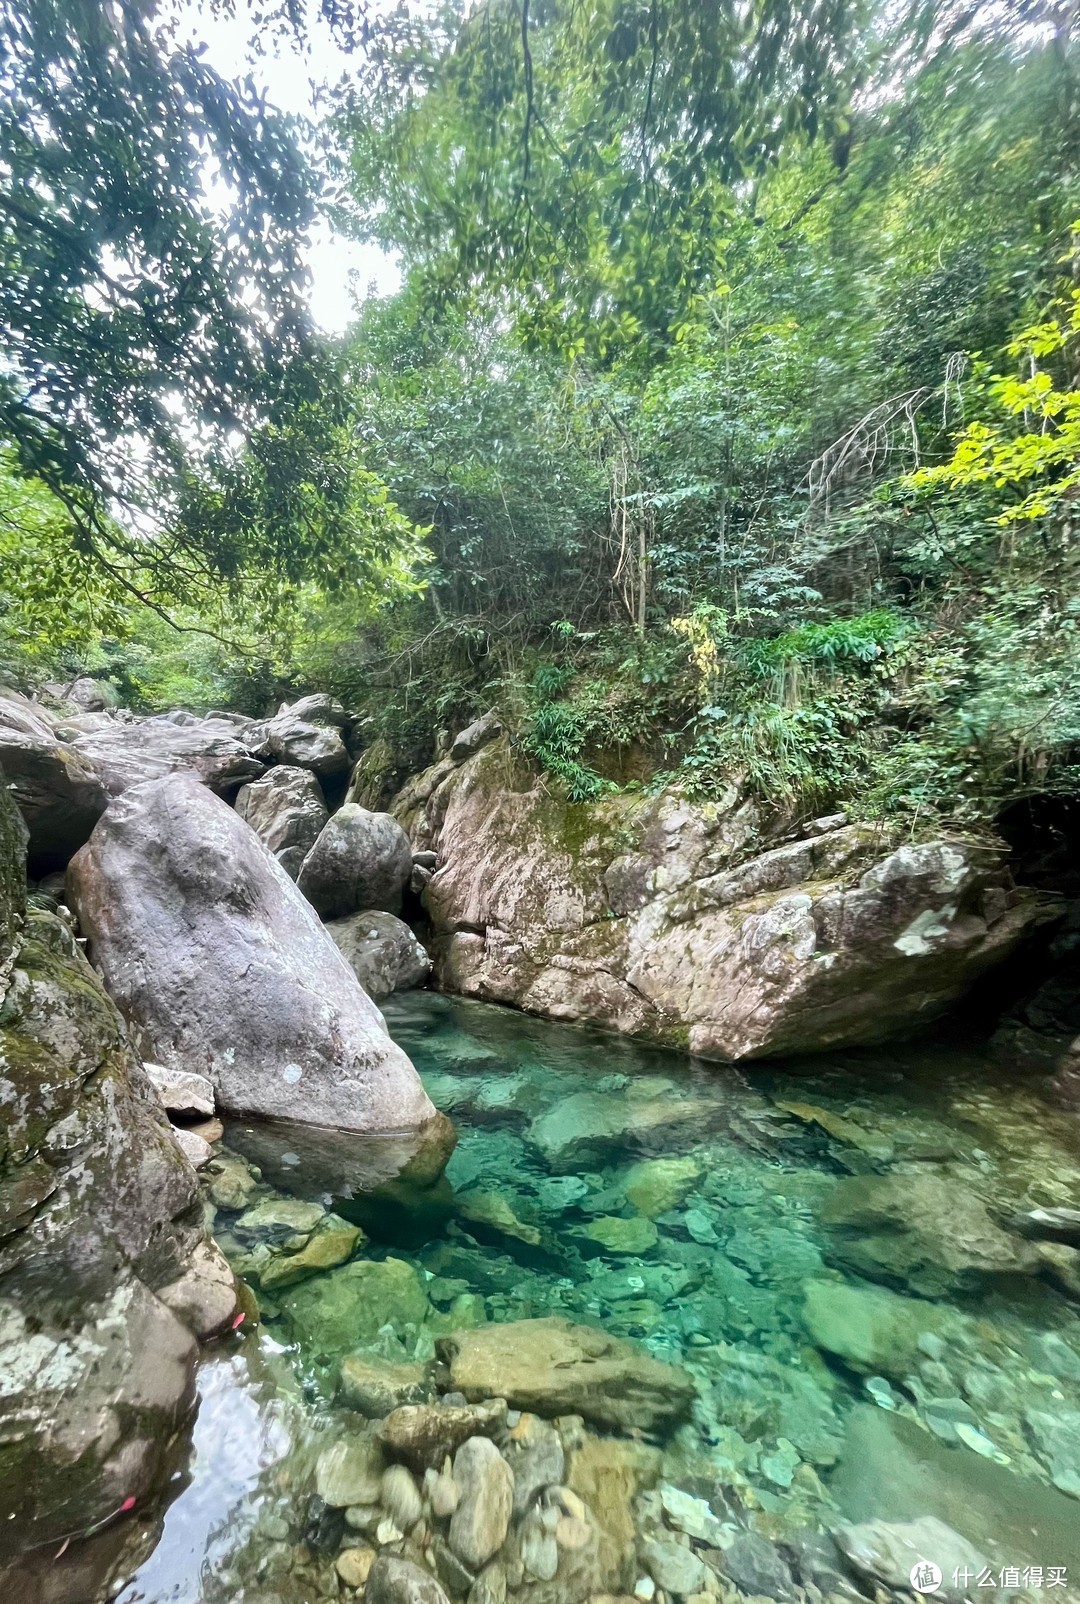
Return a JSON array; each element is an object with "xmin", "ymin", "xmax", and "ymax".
[
  {"xmin": 658, "ymin": 1484, "xmax": 727, "ymax": 1546},
  {"xmin": 298, "ymin": 804, "xmax": 414, "ymax": 919},
  {"xmin": 432, "ymin": 1535, "xmax": 477, "ymax": 1594},
  {"xmin": 338, "ymin": 1547, "xmax": 377, "ymax": 1590},
  {"xmin": 468, "ymin": 1561, "xmax": 506, "ymax": 1604},
  {"xmin": 1017, "ymin": 1207, "xmax": 1080, "ymax": 1246},
  {"xmin": 172, "ymin": 1125, "xmax": 213, "ymax": 1169},
  {"xmin": 382, "ymin": 1463, "xmax": 424, "ymax": 1529},
  {"xmin": 280, "ymin": 1257, "xmax": 430, "ymax": 1359},
  {"xmin": 258, "ymin": 1215, "xmax": 363, "ymax": 1291},
  {"xmin": 834, "ymin": 1516, "xmax": 991, "ymax": 1601},
  {"xmin": 235, "ymin": 765, "xmax": 328, "ymax": 879},
  {"xmin": 1024, "ymin": 1409, "xmax": 1080, "ymax": 1498},
  {"xmin": 802, "ymin": 1278, "xmax": 960, "ymax": 1378},
  {"xmin": 207, "ymin": 1152, "xmax": 260, "ymax": 1212},
  {"xmin": 340, "ymin": 1354, "xmax": 432, "ymax": 1416},
  {"xmin": 528, "ymin": 1091, "xmax": 718, "ymax": 1174},
  {"xmin": 641, "ymin": 1539, "xmax": 707, "ymax": 1597},
  {"xmin": 576, "ymin": 1216, "xmax": 659, "ymax": 1255},
  {"xmin": 143, "ymin": 1063, "xmax": 216, "ymax": 1119},
  {"xmin": 624, "ymin": 1158, "xmax": 703, "ymax": 1219},
  {"xmin": 365, "ymin": 1552, "xmax": 453, "ymax": 1604},
  {"xmin": 536, "ymin": 1176, "xmax": 589, "ymax": 1213},
  {"xmin": 261, "ymin": 698, "xmax": 351, "ymax": 776},
  {"xmin": 0, "ymin": 690, "xmax": 107, "ymax": 869},
  {"xmin": 69, "ymin": 774, "xmax": 435, "ymax": 1133},
  {"xmin": 235, "ymin": 1196, "xmax": 326, "ymax": 1241},
  {"xmin": 718, "ymin": 1532, "xmax": 797, "ymax": 1601},
  {"xmin": 316, "ymin": 1437, "xmax": 385, "ymax": 1508},
  {"xmin": 819, "ymin": 1172, "xmax": 1039, "ymax": 1294},
  {"xmin": 426, "ymin": 1462, "xmax": 461, "ymax": 1517},
  {"xmin": 520, "ymin": 1518, "xmax": 560, "ymax": 1580},
  {"xmin": 449, "ymin": 1436, "xmax": 514, "ymax": 1568},
  {"xmin": 438, "ymin": 1317, "xmax": 696, "ymax": 1434},
  {"xmin": 1024, "ymin": 1331, "xmax": 1080, "ymax": 1382},
  {"xmin": 378, "ymin": 1399, "xmax": 509, "ymax": 1472},
  {"xmin": 459, "ymin": 1190, "xmax": 543, "ymax": 1249},
  {"xmin": 157, "ymin": 1236, "xmax": 241, "ymax": 1339},
  {"xmin": 328, "ymin": 910, "xmax": 432, "ymax": 1000},
  {"xmin": 503, "ymin": 1413, "xmax": 565, "ymax": 1517}
]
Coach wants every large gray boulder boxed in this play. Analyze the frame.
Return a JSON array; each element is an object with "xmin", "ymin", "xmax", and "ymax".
[
  {"xmin": 68, "ymin": 775, "xmax": 436, "ymax": 1132},
  {"xmin": 299, "ymin": 804, "xmax": 414, "ymax": 919},
  {"xmin": 327, "ymin": 909, "xmax": 431, "ymax": 999},
  {"xmin": 0, "ymin": 690, "xmax": 107, "ymax": 870},
  {"xmin": 255, "ymin": 693, "xmax": 351, "ymax": 776},
  {"xmin": 235, "ymin": 764, "xmax": 328, "ymax": 878},
  {"xmin": 64, "ymin": 709, "xmax": 264, "ymax": 798},
  {"xmin": 396, "ymin": 738, "xmax": 1046, "ymax": 1060}
]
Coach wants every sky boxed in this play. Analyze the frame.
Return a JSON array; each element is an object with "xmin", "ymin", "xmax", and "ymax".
[{"xmin": 178, "ymin": 0, "xmax": 402, "ymax": 334}]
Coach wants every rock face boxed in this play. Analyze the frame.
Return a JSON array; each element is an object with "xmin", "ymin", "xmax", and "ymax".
[
  {"xmin": 235, "ymin": 764, "xmax": 328, "ymax": 879},
  {"xmin": 0, "ymin": 690, "xmax": 107, "ymax": 870},
  {"xmin": 299, "ymin": 804, "xmax": 415, "ymax": 919},
  {"xmin": 64, "ymin": 708, "xmax": 264, "ymax": 798},
  {"xmin": 67, "ymin": 775, "xmax": 436, "ymax": 1134},
  {"xmin": 395, "ymin": 736, "xmax": 1045, "ymax": 1059},
  {"xmin": 0, "ymin": 769, "xmax": 234, "ymax": 1560},
  {"xmin": 437, "ymin": 1317, "xmax": 696, "ymax": 1435},
  {"xmin": 327, "ymin": 909, "xmax": 432, "ymax": 999}
]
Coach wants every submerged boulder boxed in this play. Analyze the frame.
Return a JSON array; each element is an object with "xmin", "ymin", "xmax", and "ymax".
[
  {"xmin": 67, "ymin": 775, "xmax": 436, "ymax": 1134},
  {"xmin": 299, "ymin": 804, "xmax": 414, "ymax": 919},
  {"xmin": 0, "ymin": 690, "xmax": 107, "ymax": 870},
  {"xmin": 397, "ymin": 738, "xmax": 1046, "ymax": 1060},
  {"xmin": 235, "ymin": 764, "xmax": 328, "ymax": 878},
  {"xmin": 327, "ymin": 909, "xmax": 431, "ymax": 999}
]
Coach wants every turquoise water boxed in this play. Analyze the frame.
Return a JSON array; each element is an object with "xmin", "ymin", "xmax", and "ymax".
[{"xmin": 117, "ymin": 993, "xmax": 1080, "ymax": 1602}]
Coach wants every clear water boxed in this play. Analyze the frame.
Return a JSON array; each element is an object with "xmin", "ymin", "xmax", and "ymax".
[{"xmin": 116, "ymin": 993, "xmax": 1080, "ymax": 1603}]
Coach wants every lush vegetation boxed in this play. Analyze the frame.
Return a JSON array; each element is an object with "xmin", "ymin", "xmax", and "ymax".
[{"xmin": 2, "ymin": 0, "xmax": 1079, "ymax": 833}]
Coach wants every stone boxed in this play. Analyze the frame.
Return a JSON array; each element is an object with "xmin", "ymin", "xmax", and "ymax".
[
  {"xmin": 503, "ymin": 1413, "xmax": 565, "ymax": 1517},
  {"xmin": 536, "ymin": 1176, "xmax": 589, "ymax": 1213},
  {"xmin": 316, "ymin": 1437, "xmax": 386, "ymax": 1508},
  {"xmin": 259, "ymin": 1217, "xmax": 363, "ymax": 1291},
  {"xmin": 207, "ymin": 1152, "xmax": 260, "ymax": 1212},
  {"xmin": 438, "ymin": 1318, "xmax": 695, "ymax": 1435},
  {"xmin": 172, "ymin": 1125, "xmax": 212, "ymax": 1169},
  {"xmin": 528, "ymin": 1092, "xmax": 719, "ymax": 1174},
  {"xmin": 280, "ymin": 1258, "xmax": 430, "ymax": 1360},
  {"xmin": 404, "ymin": 743, "xmax": 1043, "ymax": 1059},
  {"xmin": 338, "ymin": 1547, "xmax": 377, "ymax": 1590},
  {"xmin": 834, "ymin": 1516, "xmax": 992, "ymax": 1600},
  {"xmin": 68, "ymin": 775, "xmax": 436, "ymax": 1134},
  {"xmin": 566, "ymin": 1435, "xmax": 660, "ymax": 1594},
  {"xmin": 144, "ymin": 1063, "xmax": 215, "ymax": 1118},
  {"xmin": 459, "ymin": 1191, "xmax": 542, "ymax": 1248},
  {"xmin": 382, "ymin": 1463, "xmax": 424, "ymax": 1528},
  {"xmin": 156, "ymin": 1237, "xmax": 241, "ymax": 1340},
  {"xmin": 450, "ymin": 712, "xmax": 503, "ymax": 763},
  {"xmin": 378, "ymin": 1399, "xmax": 508, "ymax": 1474},
  {"xmin": 299, "ymin": 804, "xmax": 414, "ymax": 919},
  {"xmin": 623, "ymin": 1158, "xmax": 702, "ymax": 1219},
  {"xmin": 641, "ymin": 1539, "xmax": 707, "ymax": 1597},
  {"xmin": 802, "ymin": 1278, "xmax": 959, "ymax": 1378},
  {"xmin": 67, "ymin": 709, "xmax": 264, "ymax": 798},
  {"xmin": 449, "ymin": 1436, "xmax": 514, "ymax": 1569},
  {"xmin": 577, "ymin": 1216, "xmax": 658, "ymax": 1255},
  {"xmin": 468, "ymin": 1561, "xmax": 506, "ymax": 1604},
  {"xmin": 1024, "ymin": 1409, "xmax": 1080, "ymax": 1499},
  {"xmin": 235, "ymin": 765, "xmax": 328, "ymax": 879},
  {"xmin": 521, "ymin": 1522, "xmax": 560, "ymax": 1581},
  {"xmin": 261, "ymin": 699, "xmax": 351, "ymax": 776},
  {"xmin": 0, "ymin": 689, "xmax": 107, "ymax": 870},
  {"xmin": 718, "ymin": 1533, "xmax": 796, "ymax": 1601},
  {"xmin": 340, "ymin": 1353, "xmax": 431, "ymax": 1416},
  {"xmin": 426, "ymin": 1463, "xmax": 460, "ymax": 1517},
  {"xmin": 328, "ymin": 910, "xmax": 432, "ymax": 1000},
  {"xmin": 819, "ymin": 1172, "xmax": 1039, "ymax": 1294},
  {"xmin": 65, "ymin": 676, "xmax": 113, "ymax": 713},
  {"xmin": 188, "ymin": 1115, "xmax": 224, "ymax": 1144},
  {"xmin": 1018, "ymin": 1207, "xmax": 1080, "ymax": 1245},
  {"xmin": 235, "ymin": 1196, "xmax": 326, "ymax": 1240},
  {"xmin": 365, "ymin": 1552, "xmax": 453, "ymax": 1604}
]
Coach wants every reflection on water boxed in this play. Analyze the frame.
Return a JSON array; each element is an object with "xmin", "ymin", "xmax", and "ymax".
[{"xmin": 122, "ymin": 992, "xmax": 1080, "ymax": 1602}]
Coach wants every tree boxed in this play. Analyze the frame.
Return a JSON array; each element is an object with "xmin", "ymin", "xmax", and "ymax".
[{"xmin": 0, "ymin": 0, "xmax": 418, "ymax": 618}]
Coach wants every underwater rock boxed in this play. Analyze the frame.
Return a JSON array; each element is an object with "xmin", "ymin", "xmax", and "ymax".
[
  {"xmin": 328, "ymin": 909, "xmax": 432, "ymax": 1000},
  {"xmin": 438, "ymin": 1317, "xmax": 696, "ymax": 1434},
  {"xmin": 316, "ymin": 1437, "xmax": 386, "ymax": 1508},
  {"xmin": 338, "ymin": 1547, "xmax": 377, "ymax": 1589},
  {"xmin": 458, "ymin": 1190, "xmax": 543, "ymax": 1249},
  {"xmin": 339, "ymin": 1353, "xmax": 432, "ymax": 1416},
  {"xmin": 258, "ymin": 1215, "xmax": 363, "ymax": 1290},
  {"xmin": 576, "ymin": 1215, "xmax": 659, "ymax": 1255},
  {"xmin": 1024, "ymin": 1409, "xmax": 1080, "ymax": 1499},
  {"xmin": 157, "ymin": 1236, "xmax": 241, "ymax": 1340},
  {"xmin": 834, "ymin": 1516, "xmax": 994, "ymax": 1600},
  {"xmin": 448, "ymin": 1436, "xmax": 514, "ymax": 1569},
  {"xmin": 69, "ymin": 774, "xmax": 436, "ymax": 1133},
  {"xmin": 640, "ymin": 1537, "xmax": 708, "ymax": 1596},
  {"xmin": 528, "ymin": 1091, "xmax": 718, "ymax": 1174},
  {"xmin": 382, "ymin": 1462, "xmax": 424, "ymax": 1528},
  {"xmin": 503, "ymin": 1413, "xmax": 565, "ymax": 1518},
  {"xmin": 802, "ymin": 1278, "xmax": 960, "ymax": 1377},
  {"xmin": 365, "ymin": 1551, "xmax": 453, "ymax": 1604},
  {"xmin": 719, "ymin": 1533, "xmax": 797, "ymax": 1601},
  {"xmin": 378, "ymin": 1399, "xmax": 508, "ymax": 1473},
  {"xmin": 819, "ymin": 1172, "xmax": 1039, "ymax": 1294},
  {"xmin": 623, "ymin": 1157, "xmax": 703, "ymax": 1219},
  {"xmin": 235, "ymin": 764, "xmax": 328, "ymax": 879},
  {"xmin": 279, "ymin": 1257, "xmax": 430, "ymax": 1358},
  {"xmin": 299, "ymin": 804, "xmax": 414, "ymax": 918}
]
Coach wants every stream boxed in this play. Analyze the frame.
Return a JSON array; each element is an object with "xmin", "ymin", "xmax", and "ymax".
[{"xmin": 115, "ymin": 993, "xmax": 1080, "ymax": 1603}]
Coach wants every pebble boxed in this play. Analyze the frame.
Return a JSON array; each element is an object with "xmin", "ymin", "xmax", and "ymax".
[
  {"xmin": 642, "ymin": 1538, "xmax": 708, "ymax": 1596},
  {"xmin": 521, "ymin": 1523, "xmax": 559, "ymax": 1581},
  {"xmin": 376, "ymin": 1517, "xmax": 404, "ymax": 1545},
  {"xmin": 448, "ymin": 1436, "xmax": 514, "ymax": 1569},
  {"xmin": 425, "ymin": 1460, "xmax": 461, "ymax": 1518},
  {"xmin": 634, "ymin": 1579, "xmax": 656, "ymax": 1602},
  {"xmin": 555, "ymin": 1515, "xmax": 590, "ymax": 1550},
  {"xmin": 336, "ymin": 1547, "xmax": 376, "ymax": 1589},
  {"xmin": 382, "ymin": 1464, "xmax": 423, "ymax": 1529}
]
